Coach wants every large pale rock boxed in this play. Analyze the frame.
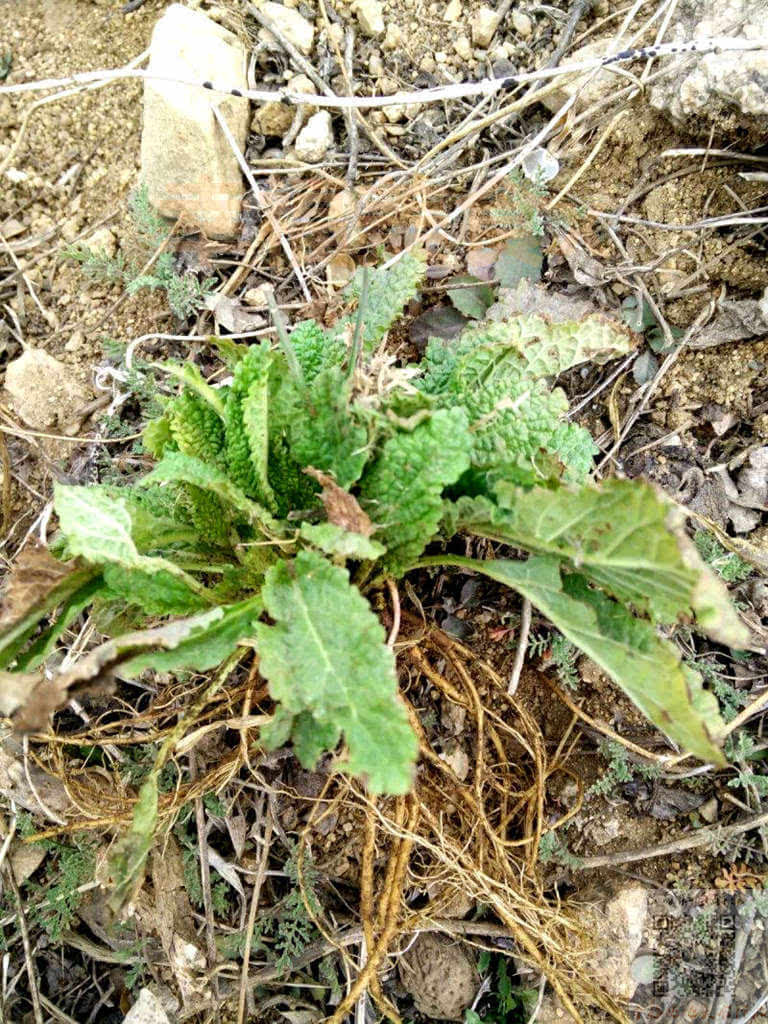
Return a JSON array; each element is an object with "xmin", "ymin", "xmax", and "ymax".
[
  {"xmin": 294, "ymin": 110, "xmax": 334, "ymax": 162},
  {"xmin": 4, "ymin": 348, "xmax": 89, "ymax": 430},
  {"xmin": 649, "ymin": 0, "xmax": 768, "ymax": 143},
  {"xmin": 141, "ymin": 4, "xmax": 249, "ymax": 240},
  {"xmin": 257, "ymin": 1, "xmax": 315, "ymax": 55},
  {"xmin": 574, "ymin": 882, "xmax": 648, "ymax": 1000},
  {"xmin": 122, "ymin": 988, "xmax": 170, "ymax": 1024}
]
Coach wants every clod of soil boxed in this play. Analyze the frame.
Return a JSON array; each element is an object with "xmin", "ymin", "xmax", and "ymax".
[{"xmin": 398, "ymin": 932, "xmax": 479, "ymax": 1020}]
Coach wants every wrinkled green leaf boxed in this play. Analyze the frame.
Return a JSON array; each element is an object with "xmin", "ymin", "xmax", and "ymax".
[
  {"xmin": 142, "ymin": 452, "xmax": 278, "ymax": 533},
  {"xmin": 255, "ymin": 551, "xmax": 416, "ymax": 793},
  {"xmin": 360, "ymin": 408, "xmax": 472, "ymax": 574},
  {"xmin": 344, "ymin": 250, "xmax": 426, "ymax": 350},
  {"xmin": 287, "ymin": 367, "xmax": 369, "ymax": 489}
]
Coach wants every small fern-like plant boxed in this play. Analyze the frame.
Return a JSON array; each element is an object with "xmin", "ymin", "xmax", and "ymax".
[
  {"xmin": 62, "ymin": 184, "xmax": 216, "ymax": 320},
  {"xmin": 0, "ymin": 253, "xmax": 747, "ymax": 898}
]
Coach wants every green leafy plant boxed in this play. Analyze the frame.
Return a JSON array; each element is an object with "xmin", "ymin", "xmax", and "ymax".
[
  {"xmin": 62, "ymin": 184, "xmax": 216, "ymax": 320},
  {"xmin": 24, "ymin": 835, "xmax": 95, "ymax": 942},
  {"xmin": 693, "ymin": 530, "xmax": 753, "ymax": 584},
  {"xmin": 587, "ymin": 740, "xmax": 660, "ymax": 799},
  {"xmin": 1, "ymin": 254, "xmax": 747, "ymax": 882},
  {"xmin": 469, "ymin": 953, "xmax": 538, "ymax": 1024}
]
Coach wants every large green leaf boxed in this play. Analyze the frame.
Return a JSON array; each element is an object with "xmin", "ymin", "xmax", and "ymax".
[
  {"xmin": 360, "ymin": 408, "xmax": 472, "ymax": 575},
  {"xmin": 422, "ymin": 553, "xmax": 727, "ymax": 766},
  {"xmin": 453, "ymin": 479, "xmax": 747, "ymax": 645},
  {"xmin": 255, "ymin": 551, "xmax": 417, "ymax": 793},
  {"xmin": 54, "ymin": 484, "xmax": 213, "ymax": 605}
]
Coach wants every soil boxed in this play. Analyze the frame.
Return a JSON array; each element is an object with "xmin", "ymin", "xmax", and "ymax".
[{"xmin": 2, "ymin": 1, "xmax": 768, "ymax": 1023}]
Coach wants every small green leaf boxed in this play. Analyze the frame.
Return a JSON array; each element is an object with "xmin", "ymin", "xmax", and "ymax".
[
  {"xmin": 495, "ymin": 236, "xmax": 543, "ymax": 289},
  {"xmin": 343, "ymin": 251, "xmax": 426, "ymax": 350},
  {"xmin": 300, "ymin": 522, "xmax": 386, "ymax": 561},
  {"xmin": 255, "ymin": 551, "xmax": 417, "ymax": 793},
  {"xmin": 160, "ymin": 362, "xmax": 225, "ymax": 417},
  {"xmin": 446, "ymin": 275, "xmax": 495, "ymax": 320}
]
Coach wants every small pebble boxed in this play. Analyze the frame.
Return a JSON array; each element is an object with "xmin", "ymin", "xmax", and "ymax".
[
  {"xmin": 512, "ymin": 10, "xmax": 533, "ymax": 38},
  {"xmin": 453, "ymin": 35, "xmax": 472, "ymax": 61}
]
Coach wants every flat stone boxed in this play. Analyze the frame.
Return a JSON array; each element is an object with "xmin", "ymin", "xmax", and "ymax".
[
  {"xmin": 141, "ymin": 4, "xmax": 249, "ymax": 240},
  {"xmin": 5, "ymin": 348, "xmax": 89, "ymax": 431},
  {"xmin": 575, "ymin": 882, "xmax": 649, "ymax": 1000},
  {"xmin": 122, "ymin": 988, "xmax": 171, "ymax": 1024},
  {"xmin": 257, "ymin": 1, "xmax": 315, "ymax": 55}
]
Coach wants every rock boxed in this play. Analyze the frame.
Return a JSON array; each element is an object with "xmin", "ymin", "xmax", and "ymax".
[
  {"xmin": 573, "ymin": 883, "xmax": 648, "ymax": 1000},
  {"xmin": 699, "ymin": 796, "xmax": 719, "ymax": 823},
  {"xmin": 443, "ymin": 0, "xmax": 461, "ymax": 22},
  {"xmin": 141, "ymin": 4, "xmax": 249, "ymax": 240},
  {"xmin": 327, "ymin": 252, "xmax": 356, "ymax": 288},
  {"xmin": 257, "ymin": 1, "xmax": 315, "ymax": 55},
  {"xmin": 252, "ymin": 100, "xmax": 294, "ymax": 136},
  {"xmin": 398, "ymin": 933, "xmax": 478, "ymax": 1020},
  {"xmin": 294, "ymin": 110, "xmax": 333, "ymax": 161},
  {"xmin": 121, "ymin": 988, "xmax": 171, "ymax": 1024},
  {"xmin": 244, "ymin": 284, "xmax": 272, "ymax": 308},
  {"xmin": 85, "ymin": 226, "xmax": 117, "ymax": 259},
  {"xmin": 649, "ymin": 0, "xmax": 768, "ymax": 144},
  {"xmin": 329, "ymin": 188, "xmax": 357, "ymax": 240},
  {"xmin": 353, "ymin": 0, "xmax": 385, "ymax": 37},
  {"xmin": 472, "ymin": 6, "xmax": 500, "ymax": 48},
  {"xmin": 64, "ymin": 329, "xmax": 85, "ymax": 353},
  {"xmin": 538, "ymin": 40, "xmax": 616, "ymax": 113},
  {"xmin": 512, "ymin": 10, "xmax": 533, "ymax": 37},
  {"xmin": 5, "ymin": 349, "xmax": 89, "ymax": 431},
  {"xmin": 426, "ymin": 881, "xmax": 474, "ymax": 919},
  {"xmin": 453, "ymin": 35, "xmax": 472, "ymax": 61},
  {"xmin": 382, "ymin": 22, "xmax": 403, "ymax": 50}
]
